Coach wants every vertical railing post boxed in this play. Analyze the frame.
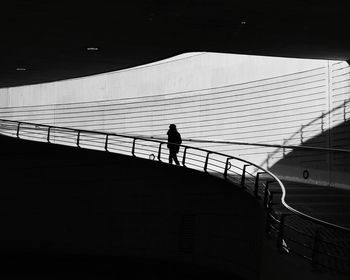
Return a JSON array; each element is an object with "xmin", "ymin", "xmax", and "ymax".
[
  {"xmin": 268, "ymin": 192, "xmax": 274, "ymax": 209},
  {"xmin": 157, "ymin": 143, "xmax": 163, "ymax": 161},
  {"xmin": 241, "ymin": 164, "xmax": 249, "ymax": 188},
  {"xmin": 265, "ymin": 205, "xmax": 273, "ymax": 236},
  {"xmin": 311, "ymin": 228, "xmax": 321, "ymax": 269},
  {"xmin": 224, "ymin": 158, "xmax": 231, "ymax": 179},
  {"xmin": 204, "ymin": 152, "xmax": 211, "ymax": 172},
  {"xmin": 104, "ymin": 134, "xmax": 109, "ymax": 151},
  {"xmin": 182, "ymin": 147, "xmax": 187, "ymax": 167},
  {"xmin": 254, "ymin": 172, "xmax": 263, "ymax": 197},
  {"xmin": 16, "ymin": 122, "xmax": 21, "ymax": 138},
  {"xmin": 77, "ymin": 131, "xmax": 81, "ymax": 148},
  {"xmin": 282, "ymin": 139, "xmax": 287, "ymax": 157},
  {"xmin": 132, "ymin": 138, "xmax": 136, "ymax": 156},
  {"xmin": 277, "ymin": 214, "xmax": 287, "ymax": 251},
  {"xmin": 47, "ymin": 126, "xmax": 51, "ymax": 143},
  {"xmin": 264, "ymin": 181, "xmax": 274, "ymax": 208},
  {"xmin": 300, "ymin": 125, "xmax": 304, "ymax": 144}
]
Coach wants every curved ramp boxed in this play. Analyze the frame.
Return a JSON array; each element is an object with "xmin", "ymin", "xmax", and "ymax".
[{"xmin": 0, "ymin": 119, "xmax": 349, "ymax": 279}]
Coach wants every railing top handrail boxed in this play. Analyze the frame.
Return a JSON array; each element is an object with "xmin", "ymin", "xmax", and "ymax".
[
  {"xmin": 163, "ymin": 137, "xmax": 350, "ymax": 154},
  {"xmin": 0, "ymin": 118, "xmax": 277, "ymax": 170},
  {"xmin": 1, "ymin": 118, "xmax": 349, "ymax": 232},
  {"xmin": 3, "ymin": 118, "xmax": 350, "ymax": 153}
]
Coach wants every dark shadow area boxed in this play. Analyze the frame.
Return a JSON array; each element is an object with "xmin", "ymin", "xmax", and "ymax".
[
  {"xmin": 267, "ymin": 119, "xmax": 350, "ymax": 229},
  {"xmin": 0, "ymin": 253, "xmax": 242, "ymax": 280},
  {"xmin": 266, "ymin": 98, "xmax": 350, "ymax": 188},
  {"xmin": 0, "ymin": 134, "xmax": 262, "ymax": 280},
  {"xmin": 1, "ymin": 1, "xmax": 350, "ymax": 87},
  {"xmin": 270, "ymin": 120, "xmax": 350, "ymax": 185}
]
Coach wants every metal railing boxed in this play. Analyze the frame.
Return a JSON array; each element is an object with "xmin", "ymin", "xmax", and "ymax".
[
  {"xmin": 0, "ymin": 118, "xmax": 349, "ymax": 275},
  {"xmin": 178, "ymin": 137, "xmax": 350, "ymax": 153}
]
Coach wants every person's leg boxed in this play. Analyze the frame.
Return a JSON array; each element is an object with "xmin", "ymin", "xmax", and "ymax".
[
  {"xmin": 174, "ymin": 153, "xmax": 180, "ymax": 165},
  {"xmin": 169, "ymin": 153, "xmax": 173, "ymax": 164}
]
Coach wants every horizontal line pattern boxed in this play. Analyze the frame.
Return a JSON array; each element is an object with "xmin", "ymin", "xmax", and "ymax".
[
  {"xmin": 331, "ymin": 61, "xmax": 350, "ymax": 171},
  {"xmin": 0, "ymin": 67, "xmax": 327, "ymax": 155},
  {"xmin": 1, "ymin": 62, "xmax": 349, "ymax": 177}
]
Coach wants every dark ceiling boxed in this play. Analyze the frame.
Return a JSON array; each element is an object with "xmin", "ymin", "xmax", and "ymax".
[{"xmin": 1, "ymin": 0, "xmax": 350, "ymax": 88}]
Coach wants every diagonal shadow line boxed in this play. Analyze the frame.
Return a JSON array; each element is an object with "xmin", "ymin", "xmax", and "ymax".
[{"xmin": 262, "ymin": 99, "xmax": 350, "ymax": 168}]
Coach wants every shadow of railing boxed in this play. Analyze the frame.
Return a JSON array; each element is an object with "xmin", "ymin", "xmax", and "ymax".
[
  {"xmin": 267, "ymin": 121, "xmax": 350, "ymax": 188},
  {"xmin": 263, "ymin": 99, "xmax": 350, "ymax": 169},
  {"xmin": 178, "ymin": 99, "xmax": 350, "ymax": 188},
  {"xmin": 0, "ymin": 118, "xmax": 349, "ymax": 276}
]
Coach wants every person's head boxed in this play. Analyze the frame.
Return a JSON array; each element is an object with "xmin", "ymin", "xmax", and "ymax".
[{"xmin": 169, "ymin": 124, "xmax": 176, "ymax": 130}]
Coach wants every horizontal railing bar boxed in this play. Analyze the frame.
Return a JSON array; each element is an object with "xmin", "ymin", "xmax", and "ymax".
[
  {"xmin": 226, "ymin": 169, "xmax": 242, "ymax": 177},
  {"xmin": 151, "ymin": 136, "xmax": 350, "ymax": 154},
  {"xmin": 206, "ymin": 161, "xmax": 225, "ymax": 169},
  {"xmin": 109, "ymin": 145, "xmax": 133, "ymax": 151},
  {"xmin": 108, "ymin": 141, "xmax": 133, "ymax": 146},
  {"xmin": 186, "ymin": 162, "xmax": 203, "ymax": 169}
]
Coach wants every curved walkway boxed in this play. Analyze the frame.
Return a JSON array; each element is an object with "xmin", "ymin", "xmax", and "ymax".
[
  {"xmin": 282, "ymin": 181, "xmax": 350, "ymax": 229},
  {"xmin": 0, "ymin": 118, "xmax": 349, "ymax": 277},
  {"xmin": 265, "ymin": 180, "xmax": 350, "ymax": 275}
]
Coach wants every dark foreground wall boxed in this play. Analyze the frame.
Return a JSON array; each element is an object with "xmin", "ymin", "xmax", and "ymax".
[{"xmin": 0, "ymin": 135, "xmax": 263, "ymax": 280}]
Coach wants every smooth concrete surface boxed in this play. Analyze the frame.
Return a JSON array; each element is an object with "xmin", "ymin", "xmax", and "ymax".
[
  {"xmin": 0, "ymin": 53, "xmax": 349, "ymax": 189},
  {"xmin": 0, "ymin": 53, "xmax": 330, "ymax": 104}
]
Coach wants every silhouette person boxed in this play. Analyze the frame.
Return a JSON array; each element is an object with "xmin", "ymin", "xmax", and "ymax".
[{"xmin": 167, "ymin": 124, "xmax": 182, "ymax": 165}]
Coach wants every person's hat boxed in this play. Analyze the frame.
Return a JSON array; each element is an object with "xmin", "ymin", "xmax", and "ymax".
[{"xmin": 169, "ymin": 124, "xmax": 176, "ymax": 129}]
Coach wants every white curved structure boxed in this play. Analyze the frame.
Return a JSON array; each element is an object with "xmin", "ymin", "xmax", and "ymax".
[{"xmin": 0, "ymin": 52, "xmax": 349, "ymax": 188}]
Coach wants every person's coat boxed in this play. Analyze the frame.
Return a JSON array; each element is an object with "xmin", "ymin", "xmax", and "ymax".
[{"xmin": 167, "ymin": 129, "xmax": 182, "ymax": 153}]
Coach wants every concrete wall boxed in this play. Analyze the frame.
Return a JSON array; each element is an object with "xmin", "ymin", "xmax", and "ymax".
[{"xmin": 0, "ymin": 52, "xmax": 349, "ymax": 188}]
